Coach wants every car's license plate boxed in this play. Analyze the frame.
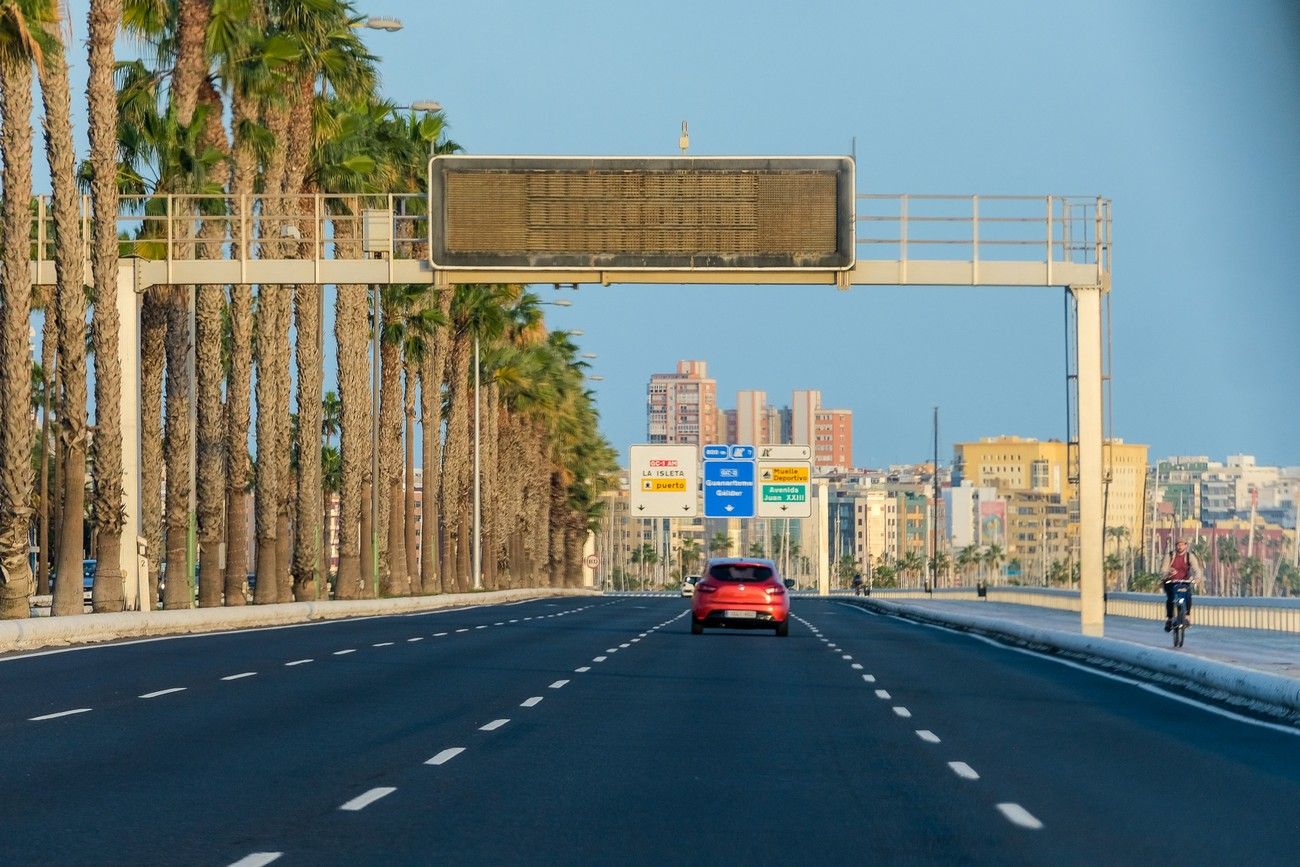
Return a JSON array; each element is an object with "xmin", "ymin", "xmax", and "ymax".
[{"xmin": 725, "ymin": 609, "xmax": 757, "ymax": 619}]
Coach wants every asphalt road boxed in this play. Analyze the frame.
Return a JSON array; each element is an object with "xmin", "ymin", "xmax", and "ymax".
[{"xmin": 2, "ymin": 596, "xmax": 1297, "ymax": 866}]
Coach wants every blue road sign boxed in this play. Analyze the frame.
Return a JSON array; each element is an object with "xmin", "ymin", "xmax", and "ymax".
[
  {"xmin": 702, "ymin": 444, "xmax": 730, "ymax": 461},
  {"xmin": 703, "ymin": 459, "xmax": 755, "ymax": 518},
  {"xmin": 730, "ymin": 445, "xmax": 755, "ymax": 460}
]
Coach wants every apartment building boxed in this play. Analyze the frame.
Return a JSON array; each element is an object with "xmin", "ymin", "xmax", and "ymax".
[
  {"xmin": 645, "ymin": 360, "xmax": 718, "ymax": 448},
  {"xmin": 792, "ymin": 389, "xmax": 853, "ymax": 470}
]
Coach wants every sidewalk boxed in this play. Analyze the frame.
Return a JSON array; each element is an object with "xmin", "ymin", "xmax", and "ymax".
[
  {"xmin": 841, "ymin": 596, "xmax": 1300, "ymax": 724},
  {"xmin": 891, "ymin": 599, "xmax": 1300, "ymax": 681}
]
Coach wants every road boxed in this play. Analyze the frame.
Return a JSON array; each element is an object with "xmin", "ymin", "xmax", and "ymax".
[{"xmin": 2, "ymin": 596, "xmax": 1297, "ymax": 865}]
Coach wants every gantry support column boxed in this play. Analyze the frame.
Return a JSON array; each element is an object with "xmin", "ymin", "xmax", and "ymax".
[
  {"xmin": 1071, "ymin": 283, "xmax": 1105, "ymax": 636},
  {"xmin": 117, "ymin": 262, "xmax": 146, "ymax": 610}
]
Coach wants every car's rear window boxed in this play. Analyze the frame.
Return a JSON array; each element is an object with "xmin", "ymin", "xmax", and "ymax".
[{"xmin": 707, "ymin": 564, "xmax": 774, "ymax": 582}]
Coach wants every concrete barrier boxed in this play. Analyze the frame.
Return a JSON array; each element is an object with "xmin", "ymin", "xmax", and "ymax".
[
  {"xmin": 841, "ymin": 597, "xmax": 1300, "ymax": 725},
  {"xmin": 1, "ymin": 588, "xmax": 599, "ymax": 655}
]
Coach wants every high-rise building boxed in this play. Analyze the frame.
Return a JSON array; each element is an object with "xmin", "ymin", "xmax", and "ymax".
[
  {"xmin": 790, "ymin": 389, "xmax": 853, "ymax": 469},
  {"xmin": 735, "ymin": 390, "xmax": 766, "ymax": 445},
  {"xmin": 646, "ymin": 360, "xmax": 718, "ymax": 447}
]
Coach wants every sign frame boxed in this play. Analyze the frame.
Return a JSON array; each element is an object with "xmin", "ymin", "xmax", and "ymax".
[
  {"xmin": 629, "ymin": 444, "xmax": 699, "ymax": 517},
  {"xmin": 428, "ymin": 155, "xmax": 856, "ymax": 272}
]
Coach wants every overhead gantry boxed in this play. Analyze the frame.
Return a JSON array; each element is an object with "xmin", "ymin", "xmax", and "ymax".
[{"xmin": 26, "ymin": 155, "xmax": 1111, "ymax": 635}]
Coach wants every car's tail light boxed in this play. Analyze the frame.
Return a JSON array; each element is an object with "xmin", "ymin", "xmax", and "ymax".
[
  {"xmin": 766, "ymin": 585, "xmax": 786, "ymax": 596},
  {"xmin": 696, "ymin": 583, "xmax": 718, "ymax": 593}
]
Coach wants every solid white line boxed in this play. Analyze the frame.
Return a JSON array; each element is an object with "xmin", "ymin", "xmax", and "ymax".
[
  {"xmin": 893, "ymin": 706, "xmax": 912, "ymax": 718},
  {"xmin": 333, "ymin": 649, "xmax": 356, "ymax": 656},
  {"xmin": 222, "ymin": 672, "xmax": 257, "ymax": 681},
  {"xmin": 549, "ymin": 680, "xmax": 569, "ymax": 689},
  {"xmin": 339, "ymin": 787, "xmax": 396, "ymax": 811},
  {"xmin": 372, "ymin": 642, "xmax": 394, "ymax": 647},
  {"xmin": 997, "ymin": 803, "xmax": 1043, "ymax": 829},
  {"xmin": 285, "ymin": 658, "xmax": 313, "ymax": 666},
  {"xmin": 425, "ymin": 747, "xmax": 465, "ymax": 766},
  {"xmin": 875, "ymin": 690, "xmax": 891, "ymax": 700},
  {"xmin": 949, "ymin": 761, "xmax": 980, "ymax": 780},
  {"xmin": 862, "ymin": 674, "xmax": 876, "ymax": 683},
  {"xmin": 479, "ymin": 719, "xmax": 510, "ymax": 731},
  {"xmin": 139, "ymin": 687, "xmax": 187, "ymax": 699},
  {"xmin": 575, "ymin": 666, "xmax": 591, "ymax": 673},
  {"xmin": 227, "ymin": 853, "xmax": 283, "ymax": 867},
  {"xmin": 916, "ymin": 730, "xmax": 941, "ymax": 743},
  {"xmin": 521, "ymin": 696, "xmax": 543, "ymax": 707},
  {"xmin": 29, "ymin": 708, "xmax": 92, "ymax": 721}
]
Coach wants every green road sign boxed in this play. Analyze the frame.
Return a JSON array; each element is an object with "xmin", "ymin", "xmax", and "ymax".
[{"xmin": 762, "ymin": 484, "xmax": 807, "ymax": 503}]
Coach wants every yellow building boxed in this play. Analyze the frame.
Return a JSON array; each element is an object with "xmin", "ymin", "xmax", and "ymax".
[{"xmin": 955, "ymin": 435, "xmax": 1149, "ymax": 557}]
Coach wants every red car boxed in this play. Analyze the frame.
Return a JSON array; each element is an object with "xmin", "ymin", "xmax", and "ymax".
[{"xmin": 691, "ymin": 557, "xmax": 792, "ymax": 637}]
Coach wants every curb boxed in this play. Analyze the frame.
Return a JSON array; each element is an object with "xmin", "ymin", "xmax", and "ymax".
[
  {"xmin": 1, "ymin": 588, "xmax": 600, "ymax": 655},
  {"xmin": 841, "ymin": 597, "xmax": 1300, "ymax": 726}
]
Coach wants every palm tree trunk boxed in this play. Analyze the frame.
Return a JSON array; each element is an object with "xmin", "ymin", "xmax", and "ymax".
[
  {"xmin": 141, "ymin": 294, "xmax": 166, "ymax": 604},
  {"xmin": 420, "ymin": 288, "xmax": 451, "ymax": 594},
  {"xmin": 379, "ymin": 317, "xmax": 405, "ymax": 596},
  {"xmin": 253, "ymin": 288, "xmax": 279, "ymax": 603},
  {"xmin": 292, "ymin": 282, "xmax": 323, "ymax": 601},
  {"xmin": 38, "ymin": 314, "xmax": 55, "ymax": 597},
  {"xmin": 403, "ymin": 356, "xmax": 418, "ymax": 585},
  {"xmin": 161, "ymin": 291, "xmax": 194, "ymax": 609},
  {"xmin": 195, "ymin": 81, "xmax": 229, "ymax": 608},
  {"xmin": 442, "ymin": 332, "xmax": 472, "ymax": 592},
  {"xmin": 87, "ymin": 0, "xmax": 126, "ymax": 613},
  {"xmin": 335, "ymin": 278, "xmax": 368, "ymax": 598},
  {"xmin": 38, "ymin": 12, "xmax": 91, "ymax": 617},
  {"xmin": 0, "ymin": 52, "xmax": 37, "ymax": 618}
]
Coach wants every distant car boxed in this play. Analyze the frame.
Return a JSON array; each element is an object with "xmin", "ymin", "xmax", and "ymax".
[
  {"xmin": 680, "ymin": 575, "xmax": 701, "ymax": 597},
  {"xmin": 691, "ymin": 557, "xmax": 792, "ymax": 637}
]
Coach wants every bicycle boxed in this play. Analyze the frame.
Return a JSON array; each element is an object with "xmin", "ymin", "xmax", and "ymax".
[{"xmin": 1168, "ymin": 580, "xmax": 1192, "ymax": 648}]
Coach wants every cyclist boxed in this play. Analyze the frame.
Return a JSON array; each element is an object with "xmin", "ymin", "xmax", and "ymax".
[
  {"xmin": 851, "ymin": 573, "xmax": 864, "ymax": 595},
  {"xmin": 1162, "ymin": 538, "xmax": 1203, "ymax": 632}
]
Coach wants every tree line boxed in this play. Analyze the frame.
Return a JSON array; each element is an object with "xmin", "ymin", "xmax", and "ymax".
[{"xmin": 0, "ymin": 0, "xmax": 617, "ymax": 619}]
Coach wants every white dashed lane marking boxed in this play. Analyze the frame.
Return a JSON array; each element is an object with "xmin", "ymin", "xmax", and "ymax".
[
  {"xmin": 480, "ymin": 719, "xmax": 510, "ymax": 732},
  {"xmin": 29, "ymin": 708, "xmax": 92, "ymax": 721},
  {"xmin": 433, "ymin": 632, "xmax": 448, "ymax": 637},
  {"xmin": 916, "ymin": 730, "xmax": 941, "ymax": 743},
  {"xmin": 407, "ymin": 637, "xmax": 423, "ymax": 642},
  {"xmin": 372, "ymin": 642, "xmax": 393, "ymax": 648},
  {"xmin": 997, "ymin": 803, "xmax": 1044, "ymax": 829},
  {"xmin": 549, "ymin": 680, "xmax": 569, "ymax": 689},
  {"xmin": 425, "ymin": 748, "xmax": 465, "ymax": 766},
  {"xmin": 521, "ymin": 697, "xmax": 543, "ymax": 708},
  {"xmin": 139, "ymin": 688, "xmax": 187, "ymax": 699},
  {"xmin": 862, "ymin": 674, "xmax": 876, "ymax": 683},
  {"xmin": 593, "ymin": 656, "xmax": 607, "ymax": 663},
  {"xmin": 222, "ymin": 672, "xmax": 257, "ymax": 681},
  {"xmin": 893, "ymin": 707, "xmax": 912, "ymax": 718},
  {"xmin": 227, "ymin": 853, "xmax": 282, "ymax": 867},
  {"xmin": 339, "ymin": 787, "xmax": 396, "ymax": 812},
  {"xmin": 851, "ymin": 663, "xmax": 863, "ymax": 670},
  {"xmin": 875, "ymin": 690, "xmax": 891, "ymax": 700},
  {"xmin": 333, "ymin": 649, "xmax": 356, "ymax": 656},
  {"xmin": 949, "ymin": 761, "xmax": 980, "ymax": 780},
  {"xmin": 286, "ymin": 659, "xmax": 313, "ymax": 667},
  {"xmin": 575, "ymin": 666, "xmax": 591, "ymax": 673}
]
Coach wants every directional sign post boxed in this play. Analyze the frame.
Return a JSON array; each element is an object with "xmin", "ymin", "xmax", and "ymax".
[
  {"xmin": 629, "ymin": 444, "xmax": 698, "ymax": 517},
  {"xmin": 703, "ymin": 459, "xmax": 755, "ymax": 518},
  {"xmin": 756, "ymin": 445, "xmax": 813, "ymax": 518}
]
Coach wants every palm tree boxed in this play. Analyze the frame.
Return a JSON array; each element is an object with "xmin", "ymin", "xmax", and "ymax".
[
  {"xmin": 33, "ymin": 0, "xmax": 89, "ymax": 617},
  {"xmin": 709, "ymin": 531, "xmax": 732, "ymax": 557},
  {"xmin": 678, "ymin": 539, "xmax": 701, "ymax": 576},
  {"xmin": 956, "ymin": 545, "xmax": 978, "ymax": 585},
  {"xmin": 982, "ymin": 544, "xmax": 1004, "ymax": 584},
  {"xmin": 86, "ymin": 0, "xmax": 126, "ymax": 612},
  {"xmin": 0, "ymin": 0, "xmax": 46, "ymax": 618}
]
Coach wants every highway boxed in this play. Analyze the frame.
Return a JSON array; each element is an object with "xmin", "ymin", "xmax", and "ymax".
[{"xmin": 2, "ymin": 596, "xmax": 1297, "ymax": 866}]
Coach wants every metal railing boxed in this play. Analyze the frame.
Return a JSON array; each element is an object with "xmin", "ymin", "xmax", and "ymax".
[
  {"xmin": 855, "ymin": 194, "xmax": 1111, "ymax": 275},
  {"xmin": 863, "ymin": 584, "xmax": 1300, "ymax": 633}
]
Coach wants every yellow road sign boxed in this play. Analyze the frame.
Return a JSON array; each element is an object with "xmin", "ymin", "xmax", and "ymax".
[
  {"xmin": 641, "ymin": 477, "xmax": 687, "ymax": 493},
  {"xmin": 769, "ymin": 465, "xmax": 809, "ymax": 483}
]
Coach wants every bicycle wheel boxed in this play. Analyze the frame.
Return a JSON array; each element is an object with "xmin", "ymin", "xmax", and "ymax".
[{"xmin": 1173, "ymin": 623, "xmax": 1183, "ymax": 648}]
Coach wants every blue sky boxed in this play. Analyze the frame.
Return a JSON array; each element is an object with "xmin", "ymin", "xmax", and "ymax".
[{"xmin": 46, "ymin": 0, "xmax": 1300, "ymax": 468}]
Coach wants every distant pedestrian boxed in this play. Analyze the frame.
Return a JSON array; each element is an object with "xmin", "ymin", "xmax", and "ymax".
[
  {"xmin": 851, "ymin": 572, "xmax": 864, "ymax": 595},
  {"xmin": 1162, "ymin": 538, "xmax": 1203, "ymax": 631}
]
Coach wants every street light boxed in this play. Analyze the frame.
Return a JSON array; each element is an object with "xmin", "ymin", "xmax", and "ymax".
[
  {"xmin": 356, "ymin": 16, "xmax": 402, "ymax": 31},
  {"xmin": 563, "ymin": 329, "xmax": 585, "ymax": 337},
  {"xmin": 393, "ymin": 101, "xmax": 443, "ymax": 113},
  {"xmin": 540, "ymin": 299, "xmax": 572, "ymax": 308},
  {"xmin": 587, "ymin": 374, "xmax": 605, "ymax": 382},
  {"xmin": 580, "ymin": 352, "xmax": 597, "ymax": 359}
]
